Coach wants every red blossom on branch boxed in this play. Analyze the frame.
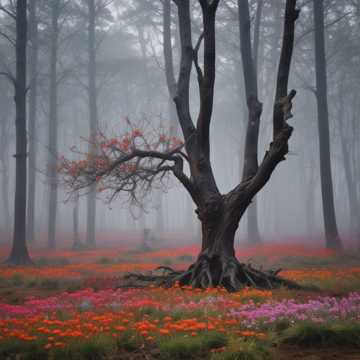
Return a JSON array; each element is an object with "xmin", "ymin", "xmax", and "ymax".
[{"xmin": 59, "ymin": 117, "xmax": 187, "ymax": 205}]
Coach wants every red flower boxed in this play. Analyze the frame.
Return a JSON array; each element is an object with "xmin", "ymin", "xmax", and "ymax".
[{"xmin": 132, "ymin": 129, "xmax": 143, "ymax": 138}]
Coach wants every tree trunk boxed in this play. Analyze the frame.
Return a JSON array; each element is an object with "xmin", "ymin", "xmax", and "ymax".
[
  {"xmin": 47, "ymin": 0, "xmax": 59, "ymax": 250},
  {"xmin": 155, "ymin": 190, "xmax": 164, "ymax": 239},
  {"xmin": 86, "ymin": 0, "xmax": 98, "ymax": 248},
  {"xmin": 337, "ymin": 96, "xmax": 360, "ymax": 241},
  {"xmin": 305, "ymin": 165, "xmax": 316, "ymax": 238},
  {"xmin": 247, "ymin": 200, "xmax": 261, "ymax": 243},
  {"xmin": 176, "ymin": 196, "xmax": 296, "ymax": 291},
  {"xmin": 0, "ymin": 114, "xmax": 11, "ymax": 236},
  {"xmin": 163, "ymin": 0, "xmax": 178, "ymax": 137},
  {"xmin": 313, "ymin": 0, "xmax": 342, "ymax": 249},
  {"xmin": 7, "ymin": 0, "xmax": 32, "ymax": 264},
  {"xmin": 27, "ymin": 0, "xmax": 39, "ymax": 245},
  {"xmin": 72, "ymin": 192, "xmax": 81, "ymax": 249}
]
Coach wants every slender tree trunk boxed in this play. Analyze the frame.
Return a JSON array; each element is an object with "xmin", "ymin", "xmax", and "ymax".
[
  {"xmin": 0, "ymin": 115, "xmax": 11, "ymax": 240},
  {"xmin": 313, "ymin": 0, "xmax": 341, "ymax": 249},
  {"xmin": 337, "ymin": 97, "xmax": 360, "ymax": 240},
  {"xmin": 341, "ymin": 134, "xmax": 359, "ymax": 233},
  {"xmin": 86, "ymin": 0, "xmax": 98, "ymax": 248},
  {"xmin": 27, "ymin": 0, "xmax": 39, "ymax": 245},
  {"xmin": 7, "ymin": 0, "xmax": 32, "ymax": 264},
  {"xmin": 47, "ymin": 1, "xmax": 59, "ymax": 249},
  {"xmin": 72, "ymin": 192, "xmax": 81, "ymax": 249},
  {"xmin": 163, "ymin": 0, "xmax": 178, "ymax": 136}
]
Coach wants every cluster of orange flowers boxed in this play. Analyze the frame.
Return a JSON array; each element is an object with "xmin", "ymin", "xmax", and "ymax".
[
  {"xmin": 0, "ymin": 263, "xmax": 159, "ymax": 280},
  {"xmin": 0, "ymin": 305, "xmax": 266, "ymax": 350},
  {"xmin": 281, "ymin": 267, "xmax": 360, "ymax": 281}
]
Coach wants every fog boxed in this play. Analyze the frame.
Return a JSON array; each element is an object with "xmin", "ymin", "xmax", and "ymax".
[{"xmin": 0, "ymin": 0, "xmax": 359, "ymax": 252}]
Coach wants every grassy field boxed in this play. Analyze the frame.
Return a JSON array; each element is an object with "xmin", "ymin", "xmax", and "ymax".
[{"xmin": 0, "ymin": 243, "xmax": 360, "ymax": 359}]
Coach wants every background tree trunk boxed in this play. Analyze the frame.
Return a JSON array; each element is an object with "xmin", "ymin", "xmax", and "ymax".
[
  {"xmin": 86, "ymin": 0, "xmax": 98, "ymax": 248},
  {"xmin": 8, "ymin": 0, "xmax": 32, "ymax": 264},
  {"xmin": 27, "ymin": 0, "xmax": 39, "ymax": 245},
  {"xmin": 73, "ymin": 191, "xmax": 81, "ymax": 249},
  {"xmin": 47, "ymin": 0, "xmax": 59, "ymax": 249},
  {"xmin": 313, "ymin": 0, "xmax": 342, "ymax": 249},
  {"xmin": 0, "ymin": 107, "xmax": 11, "ymax": 242},
  {"xmin": 337, "ymin": 94, "xmax": 360, "ymax": 243}
]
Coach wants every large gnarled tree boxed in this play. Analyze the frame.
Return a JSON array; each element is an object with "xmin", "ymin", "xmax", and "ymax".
[{"xmin": 61, "ymin": 0, "xmax": 299, "ymax": 290}]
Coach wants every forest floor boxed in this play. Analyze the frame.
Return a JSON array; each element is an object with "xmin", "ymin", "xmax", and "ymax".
[{"xmin": 0, "ymin": 242, "xmax": 360, "ymax": 359}]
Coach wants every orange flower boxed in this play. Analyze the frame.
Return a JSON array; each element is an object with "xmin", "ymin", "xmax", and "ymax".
[{"xmin": 114, "ymin": 325, "xmax": 126, "ymax": 331}]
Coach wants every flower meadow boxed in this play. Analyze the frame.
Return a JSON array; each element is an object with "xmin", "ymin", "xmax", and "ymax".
[
  {"xmin": 0, "ymin": 244, "xmax": 360, "ymax": 359},
  {"xmin": 1, "ymin": 286, "xmax": 360, "ymax": 352}
]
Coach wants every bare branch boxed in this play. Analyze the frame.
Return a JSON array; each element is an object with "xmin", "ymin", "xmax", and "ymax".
[
  {"xmin": 0, "ymin": 70, "xmax": 15, "ymax": 87},
  {"xmin": 196, "ymin": 2, "xmax": 218, "ymax": 158},
  {"xmin": 0, "ymin": 5, "xmax": 16, "ymax": 20},
  {"xmin": 0, "ymin": 29, "xmax": 15, "ymax": 46},
  {"xmin": 193, "ymin": 31, "xmax": 204, "ymax": 88},
  {"xmin": 273, "ymin": 0, "xmax": 300, "ymax": 138},
  {"xmin": 173, "ymin": 0, "xmax": 196, "ymax": 143},
  {"xmin": 59, "ymin": 123, "xmax": 199, "ymax": 206},
  {"xmin": 238, "ymin": 0, "xmax": 263, "ymax": 181},
  {"xmin": 231, "ymin": 0, "xmax": 299, "ymax": 207},
  {"xmin": 163, "ymin": 0, "xmax": 177, "ymax": 98}
]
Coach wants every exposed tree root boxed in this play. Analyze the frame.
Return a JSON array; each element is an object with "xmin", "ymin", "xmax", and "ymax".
[{"xmin": 121, "ymin": 255, "xmax": 302, "ymax": 292}]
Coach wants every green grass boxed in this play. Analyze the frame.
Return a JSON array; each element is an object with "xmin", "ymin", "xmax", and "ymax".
[
  {"xmin": 271, "ymin": 251, "xmax": 360, "ymax": 270},
  {"xmin": 39, "ymin": 278, "xmax": 60, "ymax": 290},
  {"xmin": 10, "ymin": 273, "xmax": 25, "ymax": 286},
  {"xmin": 210, "ymin": 339, "xmax": 273, "ymax": 360},
  {"xmin": 279, "ymin": 321, "xmax": 360, "ymax": 347},
  {"xmin": 272, "ymin": 319, "xmax": 291, "ymax": 334},
  {"xmin": 50, "ymin": 334, "xmax": 116, "ymax": 360},
  {"xmin": 158, "ymin": 331, "xmax": 227, "ymax": 359},
  {"xmin": 0, "ymin": 338, "xmax": 48, "ymax": 360},
  {"xmin": 96, "ymin": 257, "xmax": 114, "ymax": 265},
  {"xmin": 116, "ymin": 330, "xmax": 142, "ymax": 352}
]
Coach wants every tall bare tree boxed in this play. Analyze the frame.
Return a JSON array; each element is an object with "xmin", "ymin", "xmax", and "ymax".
[
  {"xmin": 6, "ymin": 0, "xmax": 32, "ymax": 264},
  {"xmin": 47, "ymin": 0, "xmax": 60, "ymax": 249},
  {"xmin": 313, "ymin": 0, "xmax": 342, "ymax": 249},
  {"xmin": 27, "ymin": 0, "xmax": 39, "ymax": 245},
  {"xmin": 61, "ymin": 0, "xmax": 299, "ymax": 290},
  {"xmin": 86, "ymin": 0, "xmax": 99, "ymax": 248}
]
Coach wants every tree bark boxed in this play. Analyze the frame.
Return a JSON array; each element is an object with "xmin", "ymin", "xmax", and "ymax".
[
  {"xmin": 7, "ymin": 0, "xmax": 32, "ymax": 264},
  {"xmin": 313, "ymin": 0, "xmax": 342, "ymax": 249},
  {"xmin": 47, "ymin": 0, "xmax": 59, "ymax": 249},
  {"xmin": 86, "ymin": 0, "xmax": 98, "ymax": 248},
  {"xmin": 27, "ymin": 0, "xmax": 39, "ymax": 245},
  {"xmin": 72, "ymin": 191, "xmax": 81, "ymax": 249},
  {"xmin": 0, "ymin": 111, "xmax": 11, "ymax": 236},
  {"xmin": 163, "ymin": 0, "xmax": 178, "ymax": 136}
]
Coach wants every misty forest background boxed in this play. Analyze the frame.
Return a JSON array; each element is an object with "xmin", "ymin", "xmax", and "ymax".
[{"xmin": 0, "ymin": 0, "xmax": 359, "ymax": 256}]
